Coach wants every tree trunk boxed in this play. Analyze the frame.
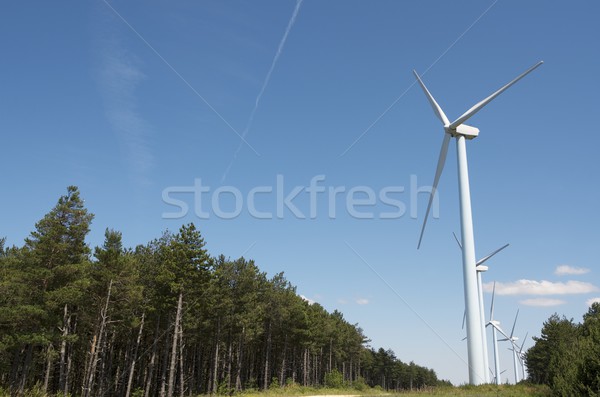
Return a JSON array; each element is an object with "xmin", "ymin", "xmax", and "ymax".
[
  {"xmin": 226, "ymin": 339, "xmax": 232, "ymax": 392},
  {"xmin": 167, "ymin": 292, "xmax": 183, "ymax": 397},
  {"xmin": 65, "ymin": 338, "xmax": 73, "ymax": 396},
  {"xmin": 126, "ymin": 312, "xmax": 145, "ymax": 397},
  {"xmin": 9, "ymin": 347, "xmax": 21, "ymax": 393},
  {"xmin": 144, "ymin": 316, "xmax": 160, "ymax": 397},
  {"xmin": 302, "ymin": 348, "xmax": 308, "ymax": 387},
  {"xmin": 43, "ymin": 344, "xmax": 54, "ymax": 393},
  {"xmin": 291, "ymin": 347, "xmax": 296, "ymax": 385},
  {"xmin": 235, "ymin": 327, "xmax": 244, "ymax": 391},
  {"xmin": 263, "ymin": 320, "xmax": 271, "ymax": 390},
  {"xmin": 178, "ymin": 320, "xmax": 185, "ymax": 397},
  {"xmin": 349, "ymin": 356, "xmax": 353, "ymax": 382},
  {"xmin": 58, "ymin": 304, "xmax": 71, "ymax": 396},
  {"xmin": 329, "ymin": 338, "xmax": 332, "ymax": 373},
  {"xmin": 17, "ymin": 344, "xmax": 33, "ymax": 395},
  {"xmin": 97, "ymin": 328, "xmax": 113, "ymax": 397},
  {"xmin": 107, "ymin": 331, "xmax": 117, "ymax": 395},
  {"xmin": 84, "ymin": 280, "xmax": 112, "ymax": 397},
  {"xmin": 313, "ymin": 353, "xmax": 317, "ymax": 386},
  {"xmin": 82, "ymin": 332, "xmax": 98, "ymax": 396},
  {"xmin": 279, "ymin": 334, "xmax": 287, "ymax": 387},
  {"xmin": 211, "ymin": 318, "xmax": 221, "ymax": 395},
  {"xmin": 159, "ymin": 326, "xmax": 170, "ymax": 397}
]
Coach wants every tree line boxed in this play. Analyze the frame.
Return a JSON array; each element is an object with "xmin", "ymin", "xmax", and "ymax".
[
  {"xmin": 525, "ymin": 302, "xmax": 600, "ymax": 395},
  {"xmin": 0, "ymin": 186, "xmax": 445, "ymax": 396}
]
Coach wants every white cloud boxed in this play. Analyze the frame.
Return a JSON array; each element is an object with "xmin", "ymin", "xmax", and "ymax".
[
  {"xmin": 555, "ymin": 265, "xmax": 590, "ymax": 276},
  {"xmin": 300, "ymin": 295, "xmax": 315, "ymax": 305},
  {"xmin": 520, "ymin": 298, "xmax": 566, "ymax": 307},
  {"xmin": 337, "ymin": 298, "xmax": 348, "ymax": 305},
  {"xmin": 484, "ymin": 280, "xmax": 599, "ymax": 296},
  {"xmin": 96, "ymin": 28, "xmax": 154, "ymax": 185},
  {"xmin": 355, "ymin": 298, "xmax": 369, "ymax": 305},
  {"xmin": 587, "ymin": 297, "xmax": 600, "ymax": 306}
]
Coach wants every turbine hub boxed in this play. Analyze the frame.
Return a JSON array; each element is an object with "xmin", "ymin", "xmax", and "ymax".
[{"xmin": 445, "ymin": 124, "xmax": 480, "ymax": 139}]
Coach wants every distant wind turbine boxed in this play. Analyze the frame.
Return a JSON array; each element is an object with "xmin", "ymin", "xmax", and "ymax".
[
  {"xmin": 414, "ymin": 60, "xmax": 543, "ymax": 384},
  {"xmin": 486, "ymin": 282, "xmax": 509, "ymax": 385},
  {"xmin": 515, "ymin": 332, "xmax": 529, "ymax": 381},
  {"xmin": 454, "ymin": 233, "xmax": 509, "ymax": 383},
  {"xmin": 488, "ymin": 367, "xmax": 507, "ymax": 385},
  {"xmin": 500, "ymin": 310, "xmax": 521, "ymax": 383}
]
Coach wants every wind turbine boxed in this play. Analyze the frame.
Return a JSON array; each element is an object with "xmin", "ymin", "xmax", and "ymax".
[
  {"xmin": 454, "ymin": 233, "xmax": 509, "ymax": 383},
  {"xmin": 515, "ymin": 332, "xmax": 528, "ymax": 380},
  {"xmin": 488, "ymin": 367, "xmax": 507, "ymax": 385},
  {"xmin": 500, "ymin": 310, "xmax": 521, "ymax": 383},
  {"xmin": 414, "ymin": 60, "xmax": 543, "ymax": 384},
  {"xmin": 486, "ymin": 282, "xmax": 509, "ymax": 385}
]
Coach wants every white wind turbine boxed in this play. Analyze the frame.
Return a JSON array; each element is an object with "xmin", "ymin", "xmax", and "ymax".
[
  {"xmin": 489, "ymin": 368, "xmax": 507, "ymax": 385},
  {"xmin": 454, "ymin": 233, "xmax": 509, "ymax": 383},
  {"xmin": 514, "ymin": 332, "xmax": 528, "ymax": 381},
  {"xmin": 486, "ymin": 282, "xmax": 509, "ymax": 385},
  {"xmin": 500, "ymin": 310, "xmax": 521, "ymax": 383},
  {"xmin": 414, "ymin": 61, "xmax": 543, "ymax": 384}
]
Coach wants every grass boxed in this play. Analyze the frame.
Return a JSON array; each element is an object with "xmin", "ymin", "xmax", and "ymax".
[
  {"xmin": 1, "ymin": 383, "xmax": 552, "ymax": 397},
  {"xmin": 236, "ymin": 383, "xmax": 551, "ymax": 397}
]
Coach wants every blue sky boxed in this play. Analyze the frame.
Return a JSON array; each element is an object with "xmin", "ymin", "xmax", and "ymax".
[{"xmin": 1, "ymin": 0, "xmax": 599, "ymax": 385}]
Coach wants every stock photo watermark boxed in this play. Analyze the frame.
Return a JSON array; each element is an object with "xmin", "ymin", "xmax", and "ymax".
[{"xmin": 162, "ymin": 175, "xmax": 439, "ymax": 220}]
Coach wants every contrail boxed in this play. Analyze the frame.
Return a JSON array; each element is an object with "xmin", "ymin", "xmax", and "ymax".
[{"xmin": 221, "ymin": 0, "xmax": 304, "ymax": 182}]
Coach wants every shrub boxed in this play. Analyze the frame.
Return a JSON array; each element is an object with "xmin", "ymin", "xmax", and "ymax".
[
  {"xmin": 352, "ymin": 376, "xmax": 368, "ymax": 391},
  {"xmin": 323, "ymin": 369, "xmax": 344, "ymax": 388}
]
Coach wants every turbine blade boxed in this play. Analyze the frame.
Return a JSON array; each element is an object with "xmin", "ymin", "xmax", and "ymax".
[
  {"xmin": 489, "ymin": 281, "xmax": 496, "ymax": 319},
  {"xmin": 453, "ymin": 232, "xmax": 462, "ymax": 249},
  {"xmin": 520, "ymin": 332, "xmax": 528, "ymax": 352},
  {"xmin": 476, "ymin": 243, "xmax": 510, "ymax": 266},
  {"xmin": 413, "ymin": 70, "xmax": 450, "ymax": 125},
  {"xmin": 510, "ymin": 309, "xmax": 520, "ymax": 338},
  {"xmin": 462, "ymin": 310, "xmax": 466, "ymax": 330},
  {"xmin": 449, "ymin": 61, "xmax": 543, "ymax": 130},
  {"xmin": 494, "ymin": 324, "xmax": 510, "ymax": 340},
  {"xmin": 417, "ymin": 133, "xmax": 451, "ymax": 249},
  {"xmin": 494, "ymin": 326, "xmax": 510, "ymax": 341}
]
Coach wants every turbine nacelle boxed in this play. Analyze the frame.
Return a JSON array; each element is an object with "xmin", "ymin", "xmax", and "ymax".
[
  {"xmin": 445, "ymin": 124, "xmax": 480, "ymax": 139},
  {"xmin": 476, "ymin": 264, "xmax": 488, "ymax": 273}
]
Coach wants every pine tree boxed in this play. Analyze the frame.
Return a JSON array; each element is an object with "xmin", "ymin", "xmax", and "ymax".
[{"xmin": 23, "ymin": 186, "xmax": 94, "ymax": 395}]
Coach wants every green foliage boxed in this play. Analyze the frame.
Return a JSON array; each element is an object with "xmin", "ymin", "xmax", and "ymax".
[
  {"xmin": 324, "ymin": 369, "xmax": 344, "ymax": 388},
  {"xmin": 0, "ymin": 186, "xmax": 444, "ymax": 396},
  {"xmin": 268, "ymin": 377, "xmax": 280, "ymax": 390},
  {"xmin": 218, "ymin": 379, "xmax": 235, "ymax": 395},
  {"xmin": 526, "ymin": 303, "xmax": 600, "ymax": 396},
  {"xmin": 352, "ymin": 376, "xmax": 368, "ymax": 391},
  {"xmin": 130, "ymin": 388, "xmax": 144, "ymax": 397}
]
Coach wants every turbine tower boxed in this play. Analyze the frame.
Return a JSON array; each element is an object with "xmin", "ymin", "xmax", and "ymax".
[
  {"xmin": 500, "ymin": 310, "xmax": 521, "ymax": 383},
  {"xmin": 454, "ymin": 233, "xmax": 509, "ymax": 383},
  {"xmin": 414, "ymin": 61, "xmax": 543, "ymax": 384},
  {"xmin": 516, "ymin": 332, "xmax": 529, "ymax": 380},
  {"xmin": 473, "ymin": 243, "xmax": 509, "ymax": 382},
  {"xmin": 486, "ymin": 282, "xmax": 509, "ymax": 385}
]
